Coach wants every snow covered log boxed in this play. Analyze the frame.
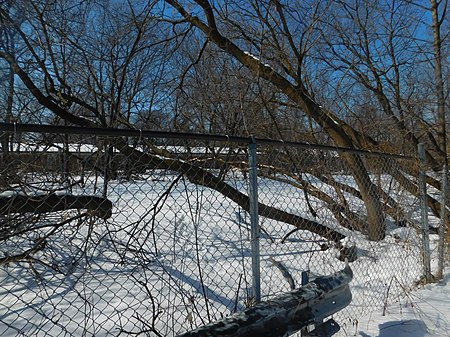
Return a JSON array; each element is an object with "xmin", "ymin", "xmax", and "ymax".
[
  {"xmin": 177, "ymin": 265, "xmax": 353, "ymax": 337},
  {"xmin": 0, "ymin": 194, "xmax": 113, "ymax": 219}
]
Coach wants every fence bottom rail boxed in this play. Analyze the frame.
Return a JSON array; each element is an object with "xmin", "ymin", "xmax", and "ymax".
[{"xmin": 177, "ymin": 265, "xmax": 353, "ymax": 337}]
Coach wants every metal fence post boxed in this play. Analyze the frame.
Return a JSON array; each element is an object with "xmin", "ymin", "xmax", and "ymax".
[
  {"xmin": 438, "ymin": 163, "xmax": 448, "ymax": 279},
  {"xmin": 248, "ymin": 137, "xmax": 261, "ymax": 303},
  {"xmin": 418, "ymin": 143, "xmax": 432, "ymax": 282}
]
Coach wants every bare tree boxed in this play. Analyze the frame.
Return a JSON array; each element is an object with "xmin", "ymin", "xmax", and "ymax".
[
  {"xmin": 162, "ymin": 0, "xmax": 390, "ymax": 240},
  {"xmin": 173, "ymin": 43, "xmax": 288, "ymax": 137},
  {"xmin": 0, "ymin": 0, "xmax": 22, "ymax": 155},
  {"xmin": 0, "ymin": 0, "xmax": 353, "ymax": 245}
]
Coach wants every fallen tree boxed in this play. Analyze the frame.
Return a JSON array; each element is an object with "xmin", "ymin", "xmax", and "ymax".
[
  {"xmin": 112, "ymin": 138, "xmax": 347, "ymax": 246},
  {"xmin": 0, "ymin": 194, "xmax": 113, "ymax": 267},
  {"xmin": 0, "ymin": 194, "xmax": 112, "ymax": 220}
]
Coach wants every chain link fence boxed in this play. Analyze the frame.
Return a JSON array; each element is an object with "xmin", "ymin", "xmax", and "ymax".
[{"xmin": 0, "ymin": 124, "xmax": 441, "ymax": 336}]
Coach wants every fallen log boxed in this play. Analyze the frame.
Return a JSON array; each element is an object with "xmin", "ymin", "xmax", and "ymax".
[
  {"xmin": 177, "ymin": 265, "xmax": 353, "ymax": 337},
  {"xmin": 0, "ymin": 194, "xmax": 112, "ymax": 219}
]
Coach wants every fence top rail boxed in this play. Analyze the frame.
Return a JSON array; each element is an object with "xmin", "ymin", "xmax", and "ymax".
[{"xmin": 0, "ymin": 122, "xmax": 413, "ymax": 159}]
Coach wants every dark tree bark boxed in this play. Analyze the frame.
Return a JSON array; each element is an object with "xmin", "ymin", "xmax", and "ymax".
[{"xmin": 0, "ymin": 194, "xmax": 112, "ymax": 219}]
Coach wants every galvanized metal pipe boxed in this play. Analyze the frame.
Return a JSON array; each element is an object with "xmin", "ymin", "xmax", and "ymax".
[
  {"xmin": 248, "ymin": 139, "xmax": 261, "ymax": 303},
  {"xmin": 418, "ymin": 143, "xmax": 432, "ymax": 282},
  {"xmin": 176, "ymin": 266, "xmax": 353, "ymax": 337}
]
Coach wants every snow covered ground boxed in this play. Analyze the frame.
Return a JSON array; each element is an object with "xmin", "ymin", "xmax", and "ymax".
[
  {"xmin": 0, "ymin": 168, "xmax": 448, "ymax": 337},
  {"xmin": 354, "ymin": 272, "xmax": 450, "ymax": 337}
]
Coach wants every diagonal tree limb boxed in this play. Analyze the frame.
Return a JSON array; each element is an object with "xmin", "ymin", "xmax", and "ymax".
[{"xmin": 112, "ymin": 139, "xmax": 346, "ymax": 246}]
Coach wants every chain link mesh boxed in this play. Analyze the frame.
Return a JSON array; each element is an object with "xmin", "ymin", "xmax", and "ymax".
[{"xmin": 0, "ymin": 128, "xmax": 438, "ymax": 336}]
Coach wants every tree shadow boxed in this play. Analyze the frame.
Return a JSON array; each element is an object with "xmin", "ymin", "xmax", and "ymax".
[{"xmin": 161, "ymin": 262, "xmax": 245, "ymax": 312}]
